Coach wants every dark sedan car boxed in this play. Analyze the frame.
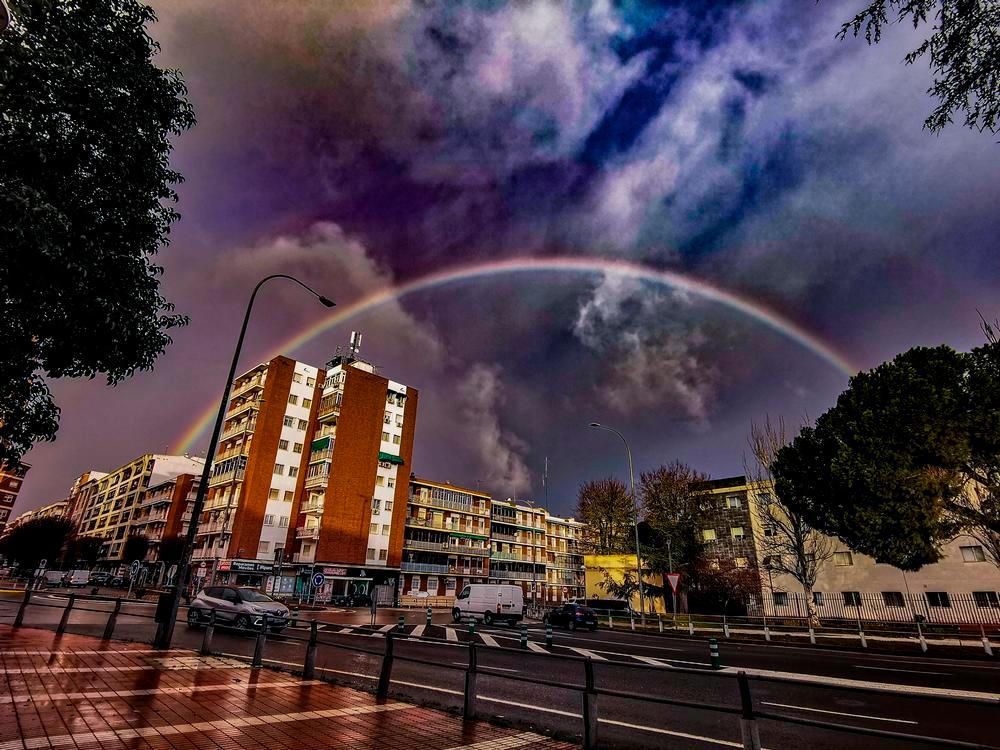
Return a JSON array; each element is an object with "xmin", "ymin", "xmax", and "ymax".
[{"xmin": 544, "ymin": 603, "xmax": 598, "ymax": 631}]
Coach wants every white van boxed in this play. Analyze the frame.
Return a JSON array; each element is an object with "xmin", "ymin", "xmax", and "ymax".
[
  {"xmin": 452, "ymin": 584, "xmax": 524, "ymax": 626},
  {"xmin": 65, "ymin": 570, "xmax": 90, "ymax": 587}
]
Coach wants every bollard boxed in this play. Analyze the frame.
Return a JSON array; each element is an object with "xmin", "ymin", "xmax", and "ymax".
[
  {"xmin": 397, "ymin": 615, "xmax": 405, "ymax": 632},
  {"xmin": 763, "ymin": 623, "xmax": 770, "ymax": 642},
  {"xmin": 252, "ymin": 615, "xmax": 268, "ymax": 668},
  {"xmin": 303, "ymin": 620, "xmax": 318, "ymax": 679},
  {"xmin": 630, "ymin": 613, "xmax": 635, "ymax": 631},
  {"xmin": 582, "ymin": 657, "xmax": 599, "ymax": 750},
  {"xmin": 981, "ymin": 624, "xmax": 993, "ymax": 657},
  {"xmin": 858, "ymin": 620, "xmax": 867, "ymax": 649},
  {"xmin": 377, "ymin": 632, "xmax": 395, "ymax": 700},
  {"xmin": 201, "ymin": 609, "xmax": 216, "ymax": 656},
  {"xmin": 14, "ymin": 588, "xmax": 31, "ymax": 627},
  {"xmin": 426, "ymin": 607, "xmax": 432, "ymax": 627},
  {"xmin": 291, "ymin": 607, "xmax": 299, "ymax": 628},
  {"xmin": 658, "ymin": 614, "xmax": 663, "ymax": 634},
  {"xmin": 520, "ymin": 624, "xmax": 528, "ymax": 649},
  {"xmin": 709, "ymin": 637, "xmax": 721, "ymax": 669},
  {"xmin": 723, "ymin": 614, "xmax": 730, "ymax": 638},
  {"xmin": 103, "ymin": 598, "xmax": 121, "ymax": 641},
  {"xmin": 545, "ymin": 624, "xmax": 553, "ymax": 648},
  {"xmin": 688, "ymin": 619, "xmax": 695, "ymax": 636},
  {"xmin": 808, "ymin": 626, "xmax": 816, "ymax": 645},
  {"xmin": 57, "ymin": 594, "xmax": 75, "ymax": 635},
  {"xmin": 468, "ymin": 618, "xmax": 476, "ymax": 636},
  {"xmin": 737, "ymin": 671, "xmax": 762, "ymax": 750},
  {"xmin": 608, "ymin": 613, "xmax": 613, "ymax": 629},
  {"xmin": 917, "ymin": 620, "xmax": 928, "ymax": 653},
  {"xmin": 463, "ymin": 642, "xmax": 478, "ymax": 719}
]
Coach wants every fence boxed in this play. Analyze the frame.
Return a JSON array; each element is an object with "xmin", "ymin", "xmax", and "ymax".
[
  {"xmin": 4, "ymin": 588, "xmax": 999, "ymax": 749},
  {"xmin": 751, "ymin": 591, "xmax": 1000, "ymax": 626}
]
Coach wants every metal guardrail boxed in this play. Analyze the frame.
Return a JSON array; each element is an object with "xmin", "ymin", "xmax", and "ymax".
[{"xmin": 9, "ymin": 589, "xmax": 1000, "ymax": 749}]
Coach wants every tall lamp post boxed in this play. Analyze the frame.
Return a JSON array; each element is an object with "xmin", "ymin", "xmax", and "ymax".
[
  {"xmin": 588, "ymin": 422, "xmax": 645, "ymax": 627},
  {"xmin": 153, "ymin": 274, "xmax": 334, "ymax": 649}
]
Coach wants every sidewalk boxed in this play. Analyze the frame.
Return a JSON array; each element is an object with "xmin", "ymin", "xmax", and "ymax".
[{"xmin": 0, "ymin": 625, "xmax": 576, "ymax": 750}]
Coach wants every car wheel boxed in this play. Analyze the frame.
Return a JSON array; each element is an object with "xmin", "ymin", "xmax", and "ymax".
[
  {"xmin": 235, "ymin": 614, "xmax": 251, "ymax": 630},
  {"xmin": 484, "ymin": 611, "xmax": 494, "ymax": 625},
  {"xmin": 186, "ymin": 609, "xmax": 201, "ymax": 628},
  {"xmin": 568, "ymin": 620, "xmax": 577, "ymax": 631},
  {"xmin": 452, "ymin": 608, "xmax": 462, "ymax": 623}
]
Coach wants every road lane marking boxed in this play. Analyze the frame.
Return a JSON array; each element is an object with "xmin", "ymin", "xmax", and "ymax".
[
  {"xmin": 633, "ymin": 655, "xmax": 673, "ymax": 668},
  {"xmin": 478, "ymin": 633, "xmax": 500, "ymax": 647},
  {"xmin": 854, "ymin": 665, "xmax": 951, "ymax": 676},
  {"xmin": 338, "ymin": 627, "xmax": 355, "ymax": 633},
  {"xmin": 526, "ymin": 642, "xmax": 547, "ymax": 653},
  {"xmin": 443, "ymin": 731, "xmax": 547, "ymax": 750},
  {"xmin": 598, "ymin": 718, "xmax": 750, "ymax": 748},
  {"xmin": 392, "ymin": 679, "xmax": 462, "ymax": 695},
  {"xmin": 760, "ymin": 701, "xmax": 917, "ymax": 725},
  {"xmin": 0, "ymin": 699, "xmax": 415, "ymax": 750},
  {"xmin": 479, "ymin": 696, "xmax": 581, "ymax": 718},
  {"xmin": 378, "ymin": 623, "xmax": 395, "ymax": 632},
  {"xmin": 451, "ymin": 662, "xmax": 519, "ymax": 672},
  {"xmin": 855, "ymin": 655, "xmax": 1000, "ymax": 671},
  {"xmin": 445, "ymin": 627, "xmax": 458, "ymax": 642},
  {"xmin": 567, "ymin": 647, "xmax": 606, "ymax": 660}
]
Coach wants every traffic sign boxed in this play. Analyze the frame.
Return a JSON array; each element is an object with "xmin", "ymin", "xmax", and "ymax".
[
  {"xmin": 312, "ymin": 573, "xmax": 326, "ymax": 588},
  {"xmin": 195, "ymin": 567, "xmax": 207, "ymax": 578},
  {"xmin": 130, "ymin": 560, "xmax": 141, "ymax": 576},
  {"xmin": 666, "ymin": 573, "xmax": 681, "ymax": 594},
  {"xmin": 38, "ymin": 558, "xmax": 47, "ymax": 570}
]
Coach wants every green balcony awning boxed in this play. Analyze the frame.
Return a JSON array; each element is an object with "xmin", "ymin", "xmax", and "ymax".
[
  {"xmin": 446, "ymin": 530, "xmax": 489, "ymax": 540},
  {"xmin": 378, "ymin": 451, "xmax": 404, "ymax": 465},
  {"xmin": 311, "ymin": 436, "xmax": 331, "ymax": 451}
]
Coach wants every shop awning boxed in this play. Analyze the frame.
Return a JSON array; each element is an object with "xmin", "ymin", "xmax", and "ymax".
[{"xmin": 378, "ymin": 451, "xmax": 404, "ymax": 465}]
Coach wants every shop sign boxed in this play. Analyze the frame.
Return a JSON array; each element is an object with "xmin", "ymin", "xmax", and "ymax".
[{"xmin": 322, "ymin": 567, "xmax": 348, "ymax": 576}]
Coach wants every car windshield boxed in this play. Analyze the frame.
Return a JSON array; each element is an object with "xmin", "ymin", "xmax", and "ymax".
[{"xmin": 238, "ymin": 589, "xmax": 274, "ymax": 602}]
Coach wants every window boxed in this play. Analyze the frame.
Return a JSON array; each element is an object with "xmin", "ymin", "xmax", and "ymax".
[
  {"xmin": 387, "ymin": 477, "xmax": 395, "ymax": 488},
  {"xmin": 376, "ymin": 475, "xmax": 385, "ymax": 486},
  {"xmin": 882, "ymin": 591, "xmax": 905, "ymax": 608},
  {"xmin": 813, "ymin": 592, "xmax": 824, "ymax": 606},
  {"xmin": 385, "ymin": 500, "xmax": 393, "ymax": 511},
  {"xmin": 702, "ymin": 529, "xmax": 717, "ymax": 542},
  {"xmin": 382, "ymin": 525, "xmax": 391, "ymax": 535},
  {"xmin": 734, "ymin": 557, "xmax": 748, "ymax": 568},
  {"xmin": 372, "ymin": 498, "xmax": 381, "ymax": 514},
  {"xmin": 772, "ymin": 592, "xmax": 789, "ymax": 607},
  {"xmin": 283, "ymin": 416, "xmax": 295, "ymax": 427},
  {"xmin": 293, "ymin": 443, "xmax": 303, "ymax": 454},
  {"xmin": 379, "ymin": 549, "xmax": 388, "ymax": 561},
  {"xmin": 725, "ymin": 495, "xmax": 742, "ymax": 509},
  {"xmin": 762, "ymin": 554, "xmax": 781, "ymax": 570},
  {"xmin": 730, "ymin": 526, "xmax": 744, "ymax": 539},
  {"xmin": 961, "ymin": 545, "xmax": 987, "ymax": 562},
  {"xmin": 763, "ymin": 525, "xmax": 775, "ymax": 537},
  {"xmin": 370, "ymin": 523, "xmax": 378, "ymax": 534},
  {"xmin": 307, "ymin": 377, "xmax": 315, "ymax": 387},
  {"xmin": 268, "ymin": 489, "xmax": 279, "ymax": 500},
  {"xmin": 926, "ymin": 592, "xmax": 951, "ymax": 608},
  {"xmin": 263, "ymin": 514, "xmax": 275, "ymax": 526},
  {"xmin": 283, "ymin": 490, "xmax": 294, "ymax": 502},
  {"xmin": 973, "ymin": 591, "xmax": 1000, "ymax": 608},
  {"xmin": 303, "ymin": 398, "xmax": 312, "ymax": 409},
  {"xmin": 288, "ymin": 394, "xmax": 298, "ymax": 405},
  {"xmin": 367, "ymin": 547, "xmax": 376, "ymax": 560},
  {"xmin": 384, "ymin": 411, "xmax": 392, "ymax": 424},
  {"xmin": 833, "ymin": 551, "xmax": 854, "ymax": 566},
  {"xmin": 278, "ymin": 439, "xmax": 289, "ymax": 450},
  {"xmin": 292, "ymin": 373, "xmax": 303, "ymax": 383},
  {"xmin": 258, "ymin": 541, "xmax": 270, "ymax": 553},
  {"xmin": 382, "ymin": 431, "xmax": 390, "ymax": 441},
  {"xmin": 392, "ymin": 434, "xmax": 401, "ymax": 445},
  {"xmin": 298, "ymin": 419, "xmax": 308, "ymax": 430},
  {"xmin": 843, "ymin": 591, "xmax": 862, "ymax": 607},
  {"xmin": 273, "ymin": 464, "xmax": 284, "ymax": 475},
  {"xmin": 279, "ymin": 516, "xmax": 288, "ymax": 527},
  {"xmin": 288, "ymin": 466, "xmax": 299, "ymax": 478}
]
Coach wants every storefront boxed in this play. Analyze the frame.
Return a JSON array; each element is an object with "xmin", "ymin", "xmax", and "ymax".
[
  {"xmin": 298, "ymin": 565, "xmax": 400, "ymax": 605},
  {"xmin": 210, "ymin": 559, "xmax": 295, "ymax": 596}
]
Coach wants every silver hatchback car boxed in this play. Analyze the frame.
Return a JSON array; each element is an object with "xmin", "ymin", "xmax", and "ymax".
[{"xmin": 187, "ymin": 585, "xmax": 290, "ymax": 632}]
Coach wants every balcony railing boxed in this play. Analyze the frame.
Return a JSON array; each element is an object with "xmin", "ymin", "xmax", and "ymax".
[
  {"xmin": 404, "ymin": 516, "xmax": 487, "ymax": 536},
  {"xmin": 220, "ymin": 419, "xmax": 256, "ymax": 441},
  {"xmin": 489, "ymin": 571, "xmax": 547, "ymax": 581},
  {"xmin": 209, "ymin": 467, "xmax": 245, "ymax": 487},
  {"xmin": 309, "ymin": 448, "xmax": 334, "ymax": 463},
  {"xmin": 408, "ymin": 494, "xmax": 490, "ymax": 516},
  {"xmin": 196, "ymin": 522, "xmax": 233, "ymax": 536},
  {"xmin": 295, "ymin": 526, "xmax": 320, "ymax": 540},
  {"xmin": 292, "ymin": 551, "xmax": 315, "ymax": 564},
  {"xmin": 300, "ymin": 500, "xmax": 325, "ymax": 515},
  {"xmin": 490, "ymin": 552, "xmax": 542, "ymax": 562},
  {"xmin": 317, "ymin": 393, "xmax": 342, "ymax": 420},
  {"xmin": 225, "ymin": 397, "xmax": 261, "ymax": 420},
  {"xmin": 230, "ymin": 375, "xmax": 265, "ymax": 400},
  {"xmin": 450, "ymin": 568, "xmax": 487, "ymax": 577},
  {"xmin": 202, "ymin": 498, "xmax": 236, "ymax": 512},
  {"xmin": 403, "ymin": 539, "xmax": 491, "ymax": 556},
  {"xmin": 400, "ymin": 562, "xmax": 450, "ymax": 574},
  {"xmin": 304, "ymin": 470, "xmax": 329, "ymax": 490}
]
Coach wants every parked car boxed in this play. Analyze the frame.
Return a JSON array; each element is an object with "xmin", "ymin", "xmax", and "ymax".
[
  {"xmin": 88, "ymin": 572, "xmax": 110, "ymax": 586},
  {"xmin": 63, "ymin": 570, "xmax": 90, "ymax": 587},
  {"xmin": 108, "ymin": 576, "xmax": 128, "ymax": 588},
  {"xmin": 41, "ymin": 570, "xmax": 65, "ymax": 587},
  {"xmin": 186, "ymin": 586, "xmax": 290, "ymax": 633},
  {"xmin": 573, "ymin": 598, "xmax": 634, "ymax": 618},
  {"xmin": 544, "ymin": 602, "xmax": 598, "ymax": 631},
  {"xmin": 452, "ymin": 584, "xmax": 524, "ymax": 626}
]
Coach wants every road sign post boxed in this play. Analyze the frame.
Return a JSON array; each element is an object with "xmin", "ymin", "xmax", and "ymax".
[{"xmin": 666, "ymin": 572, "xmax": 680, "ymax": 618}]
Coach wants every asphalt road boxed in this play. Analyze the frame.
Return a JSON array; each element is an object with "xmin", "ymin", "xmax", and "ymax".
[{"xmin": 3, "ymin": 590, "xmax": 997, "ymax": 749}]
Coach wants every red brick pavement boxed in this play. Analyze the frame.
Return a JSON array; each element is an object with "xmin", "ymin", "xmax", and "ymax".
[{"xmin": 0, "ymin": 625, "xmax": 577, "ymax": 750}]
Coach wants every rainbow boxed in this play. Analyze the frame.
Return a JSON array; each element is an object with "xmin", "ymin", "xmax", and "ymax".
[{"xmin": 175, "ymin": 256, "xmax": 857, "ymax": 452}]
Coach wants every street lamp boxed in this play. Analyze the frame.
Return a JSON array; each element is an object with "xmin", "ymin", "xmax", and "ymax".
[
  {"xmin": 153, "ymin": 274, "xmax": 334, "ymax": 649},
  {"xmin": 588, "ymin": 422, "xmax": 646, "ymax": 626}
]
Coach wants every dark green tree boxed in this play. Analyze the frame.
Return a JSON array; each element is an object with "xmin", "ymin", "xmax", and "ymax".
[
  {"xmin": 836, "ymin": 1, "xmax": 1000, "ymax": 134},
  {"xmin": 64, "ymin": 534, "xmax": 103, "ymax": 568},
  {"xmin": 0, "ymin": 516, "xmax": 75, "ymax": 569},
  {"xmin": 122, "ymin": 534, "xmax": 150, "ymax": 564},
  {"xmin": 156, "ymin": 534, "xmax": 185, "ymax": 564},
  {"xmin": 774, "ymin": 342, "xmax": 1000, "ymax": 571},
  {"xmin": 637, "ymin": 461, "xmax": 707, "ymax": 583},
  {"xmin": 0, "ymin": 0, "xmax": 195, "ymax": 464},
  {"xmin": 576, "ymin": 478, "xmax": 634, "ymax": 554}
]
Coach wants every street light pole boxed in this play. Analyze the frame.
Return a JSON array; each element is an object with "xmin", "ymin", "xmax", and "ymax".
[
  {"xmin": 589, "ymin": 422, "xmax": 645, "ymax": 627},
  {"xmin": 153, "ymin": 274, "xmax": 334, "ymax": 649}
]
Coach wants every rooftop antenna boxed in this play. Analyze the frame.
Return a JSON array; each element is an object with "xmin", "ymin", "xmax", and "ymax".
[
  {"xmin": 543, "ymin": 457, "xmax": 549, "ymax": 511},
  {"xmin": 349, "ymin": 331, "xmax": 362, "ymax": 359}
]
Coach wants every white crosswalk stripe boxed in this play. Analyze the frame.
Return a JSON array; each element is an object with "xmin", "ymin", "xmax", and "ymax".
[
  {"xmin": 566, "ymin": 647, "xmax": 606, "ymax": 660},
  {"xmin": 526, "ymin": 642, "xmax": 547, "ymax": 653},
  {"xmin": 410, "ymin": 624, "xmax": 425, "ymax": 639},
  {"xmin": 478, "ymin": 632, "xmax": 500, "ymax": 647},
  {"xmin": 445, "ymin": 627, "xmax": 458, "ymax": 642}
]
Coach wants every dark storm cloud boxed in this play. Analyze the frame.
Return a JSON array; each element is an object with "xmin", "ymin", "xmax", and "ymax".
[{"xmin": 16, "ymin": 0, "xmax": 1000, "ymax": 517}]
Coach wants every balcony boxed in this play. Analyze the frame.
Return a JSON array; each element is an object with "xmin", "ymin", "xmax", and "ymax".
[
  {"xmin": 295, "ymin": 526, "xmax": 320, "ymax": 540},
  {"xmin": 230, "ymin": 375, "xmax": 265, "ymax": 400},
  {"xmin": 208, "ymin": 466, "xmax": 245, "ymax": 487},
  {"xmin": 490, "ymin": 551, "xmax": 540, "ymax": 562},
  {"xmin": 293, "ymin": 550, "xmax": 315, "ymax": 564},
  {"xmin": 450, "ymin": 568, "xmax": 487, "ymax": 577},
  {"xmin": 404, "ymin": 516, "xmax": 488, "ymax": 536},
  {"xmin": 304, "ymin": 469, "xmax": 329, "ymax": 490},
  {"xmin": 309, "ymin": 448, "xmax": 333, "ymax": 463},
  {"xmin": 202, "ymin": 497, "xmax": 236, "ymax": 512},
  {"xmin": 317, "ymin": 392, "xmax": 342, "ymax": 420},
  {"xmin": 220, "ymin": 419, "xmax": 256, "ymax": 441},
  {"xmin": 403, "ymin": 538, "xmax": 451, "ymax": 553},
  {"xmin": 300, "ymin": 500, "xmax": 325, "ymax": 515},
  {"xmin": 400, "ymin": 562, "xmax": 450, "ymax": 574},
  {"xmin": 196, "ymin": 521, "xmax": 233, "ymax": 536},
  {"xmin": 408, "ymin": 494, "xmax": 490, "ymax": 516},
  {"xmin": 225, "ymin": 397, "xmax": 261, "ymax": 420}
]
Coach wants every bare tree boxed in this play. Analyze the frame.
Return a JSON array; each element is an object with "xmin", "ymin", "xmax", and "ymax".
[{"xmin": 746, "ymin": 417, "xmax": 834, "ymax": 626}]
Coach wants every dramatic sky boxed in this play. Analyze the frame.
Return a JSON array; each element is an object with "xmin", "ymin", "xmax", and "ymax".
[{"xmin": 16, "ymin": 0, "xmax": 1000, "ymax": 518}]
